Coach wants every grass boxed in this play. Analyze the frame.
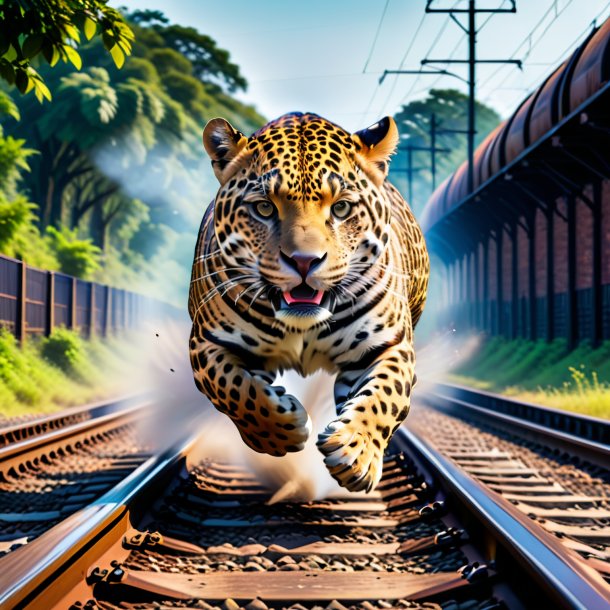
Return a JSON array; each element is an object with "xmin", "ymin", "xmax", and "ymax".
[
  {"xmin": 447, "ymin": 337, "xmax": 610, "ymax": 419},
  {"xmin": 0, "ymin": 327, "xmax": 141, "ymax": 421}
]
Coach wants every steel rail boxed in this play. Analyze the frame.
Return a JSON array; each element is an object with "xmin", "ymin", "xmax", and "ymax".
[
  {"xmin": 0, "ymin": 394, "xmax": 144, "ymax": 448},
  {"xmin": 422, "ymin": 382, "xmax": 610, "ymax": 467},
  {"xmin": 0, "ymin": 417, "xmax": 205, "ymax": 610},
  {"xmin": 396, "ymin": 426, "xmax": 610, "ymax": 609},
  {"xmin": 0, "ymin": 398, "xmax": 150, "ymax": 480}
]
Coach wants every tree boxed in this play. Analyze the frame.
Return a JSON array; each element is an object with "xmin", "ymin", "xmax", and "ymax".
[
  {"xmin": 0, "ymin": 0, "xmax": 134, "ymax": 101},
  {"xmin": 1, "ymin": 8, "xmax": 265, "ymax": 303},
  {"xmin": 155, "ymin": 24, "xmax": 247, "ymax": 93},
  {"xmin": 13, "ymin": 64, "xmax": 171, "ymax": 230},
  {"xmin": 392, "ymin": 89, "xmax": 501, "ymax": 215}
]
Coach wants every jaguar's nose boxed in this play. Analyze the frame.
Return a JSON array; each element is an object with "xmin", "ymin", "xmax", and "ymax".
[{"xmin": 280, "ymin": 250, "xmax": 327, "ymax": 280}]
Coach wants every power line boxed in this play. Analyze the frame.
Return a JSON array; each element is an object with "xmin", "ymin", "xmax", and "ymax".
[
  {"xmin": 249, "ymin": 72, "xmax": 381, "ymax": 84},
  {"xmin": 394, "ymin": 0, "xmax": 504, "ymax": 110},
  {"xmin": 422, "ymin": 0, "xmax": 520, "ymax": 192},
  {"xmin": 480, "ymin": 0, "xmax": 610, "ymax": 108},
  {"xmin": 478, "ymin": 0, "xmax": 575, "ymax": 91},
  {"xmin": 375, "ymin": 1, "xmax": 462, "ymax": 120},
  {"xmin": 372, "ymin": 10, "xmax": 428, "ymax": 118},
  {"xmin": 362, "ymin": 0, "xmax": 392, "ymax": 73},
  {"xmin": 361, "ymin": 7, "xmax": 429, "ymax": 123},
  {"xmin": 397, "ymin": 31, "xmax": 463, "ymax": 107},
  {"xmin": 392, "ymin": 4, "xmax": 460, "ymax": 106}
]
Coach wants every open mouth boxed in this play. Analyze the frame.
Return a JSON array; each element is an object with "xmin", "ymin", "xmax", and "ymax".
[
  {"xmin": 282, "ymin": 283, "xmax": 325, "ymax": 307},
  {"xmin": 269, "ymin": 282, "xmax": 332, "ymax": 312}
]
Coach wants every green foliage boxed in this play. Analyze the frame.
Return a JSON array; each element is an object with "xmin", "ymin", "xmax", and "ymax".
[
  {"xmin": 163, "ymin": 70, "xmax": 206, "ymax": 114},
  {"xmin": 0, "ymin": 327, "xmax": 146, "ymax": 418},
  {"xmin": 449, "ymin": 337, "xmax": 610, "ymax": 418},
  {"xmin": 128, "ymin": 10, "xmax": 169, "ymax": 26},
  {"xmin": 392, "ymin": 89, "xmax": 501, "ymax": 214},
  {"xmin": 36, "ymin": 67, "xmax": 119, "ymax": 147},
  {"xmin": 0, "ymin": 329, "xmax": 43, "ymax": 404},
  {"xmin": 452, "ymin": 337, "xmax": 569, "ymax": 388},
  {"xmin": 149, "ymin": 48, "xmax": 191, "ymax": 75},
  {"xmin": 0, "ymin": 328, "xmax": 92, "ymax": 406},
  {"xmin": 0, "ymin": 89, "xmax": 19, "ymax": 120},
  {"xmin": 40, "ymin": 327, "xmax": 86, "ymax": 377},
  {"xmin": 0, "ymin": 0, "xmax": 134, "ymax": 101},
  {"xmin": 116, "ymin": 57, "xmax": 159, "ymax": 85},
  {"xmin": 0, "ymin": 122, "xmax": 60, "ymax": 268},
  {"xmin": 1, "ymin": 8, "xmax": 265, "ymax": 307},
  {"xmin": 0, "ymin": 195, "xmax": 58, "ymax": 269},
  {"xmin": 152, "ymin": 24, "xmax": 247, "ymax": 93},
  {"xmin": 0, "ymin": 194, "xmax": 36, "ymax": 250},
  {"xmin": 46, "ymin": 226, "xmax": 101, "ymax": 278},
  {"xmin": 0, "ymin": 127, "xmax": 36, "ymax": 197}
]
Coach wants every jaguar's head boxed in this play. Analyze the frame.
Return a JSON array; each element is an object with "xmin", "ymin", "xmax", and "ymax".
[{"xmin": 202, "ymin": 112, "xmax": 399, "ymax": 330}]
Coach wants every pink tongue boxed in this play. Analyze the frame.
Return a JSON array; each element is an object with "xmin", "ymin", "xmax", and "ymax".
[{"xmin": 283, "ymin": 289, "xmax": 324, "ymax": 306}]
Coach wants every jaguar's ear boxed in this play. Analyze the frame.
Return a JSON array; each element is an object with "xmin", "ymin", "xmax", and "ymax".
[
  {"xmin": 352, "ymin": 116, "xmax": 399, "ymax": 184},
  {"xmin": 203, "ymin": 118, "xmax": 248, "ymax": 183}
]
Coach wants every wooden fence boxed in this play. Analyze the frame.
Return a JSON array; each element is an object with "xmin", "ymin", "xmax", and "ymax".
[{"xmin": 0, "ymin": 254, "xmax": 149, "ymax": 343}]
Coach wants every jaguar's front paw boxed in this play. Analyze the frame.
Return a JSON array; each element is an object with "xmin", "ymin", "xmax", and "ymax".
[
  {"xmin": 233, "ymin": 380, "xmax": 311, "ymax": 457},
  {"xmin": 316, "ymin": 414, "xmax": 385, "ymax": 492}
]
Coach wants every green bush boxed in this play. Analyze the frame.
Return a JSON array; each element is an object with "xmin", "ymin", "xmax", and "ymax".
[
  {"xmin": 40, "ymin": 327, "xmax": 85, "ymax": 376},
  {"xmin": 0, "ymin": 129, "xmax": 36, "ymax": 199},
  {"xmin": 46, "ymin": 226, "xmax": 101, "ymax": 279},
  {"xmin": 0, "ymin": 194, "xmax": 36, "ymax": 250},
  {"xmin": 0, "ymin": 326, "xmax": 146, "ymax": 419},
  {"xmin": 0, "ymin": 329, "xmax": 42, "ymax": 405}
]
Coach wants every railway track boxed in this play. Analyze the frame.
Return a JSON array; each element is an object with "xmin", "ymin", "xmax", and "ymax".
[
  {"xmin": 411, "ymin": 382, "xmax": 610, "ymax": 587},
  {"xmin": 0, "ymin": 396, "xmax": 154, "ymax": 556},
  {"xmin": 422, "ymin": 382, "xmax": 610, "ymax": 466},
  {"xmin": 1, "ymin": 395, "xmax": 608, "ymax": 610},
  {"xmin": 0, "ymin": 397, "xmax": 143, "ymax": 449}
]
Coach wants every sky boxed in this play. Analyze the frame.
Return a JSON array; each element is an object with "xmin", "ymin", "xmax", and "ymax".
[{"xmin": 118, "ymin": 0, "xmax": 610, "ymax": 132}]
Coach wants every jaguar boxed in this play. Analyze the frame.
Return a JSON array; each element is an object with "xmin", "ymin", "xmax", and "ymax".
[{"xmin": 188, "ymin": 112, "xmax": 429, "ymax": 492}]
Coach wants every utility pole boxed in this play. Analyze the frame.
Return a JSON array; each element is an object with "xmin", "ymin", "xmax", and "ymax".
[
  {"xmin": 423, "ymin": 0, "xmax": 520, "ymax": 193},
  {"xmin": 432, "ymin": 113, "xmax": 472, "ymax": 189},
  {"xmin": 395, "ymin": 141, "xmax": 450, "ymax": 205},
  {"xmin": 430, "ymin": 114, "xmax": 438, "ymax": 190},
  {"xmin": 381, "ymin": 2, "xmax": 520, "ymax": 195},
  {"xmin": 389, "ymin": 148, "xmax": 425, "ymax": 205}
]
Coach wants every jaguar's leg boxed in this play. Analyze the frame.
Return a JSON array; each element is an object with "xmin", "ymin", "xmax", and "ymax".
[
  {"xmin": 318, "ymin": 339, "xmax": 415, "ymax": 491},
  {"xmin": 190, "ymin": 328, "xmax": 311, "ymax": 456}
]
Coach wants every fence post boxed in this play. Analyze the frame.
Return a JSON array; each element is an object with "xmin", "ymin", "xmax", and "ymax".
[
  {"xmin": 89, "ymin": 282, "xmax": 96, "ymax": 338},
  {"xmin": 124, "ymin": 291, "xmax": 130, "ymax": 329},
  {"xmin": 104, "ymin": 286, "xmax": 112, "ymax": 337},
  {"xmin": 46, "ymin": 271, "xmax": 55, "ymax": 337},
  {"xmin": 70, "ymin": 277, "xmax": 77, "ymax": 330},
  {"xmin": 16, "ymin": 260, "xmax": 27, "ymax": 345},
  {"xmin": 122, "ymin": 289, "xmax": 127, "ymax": 330}
]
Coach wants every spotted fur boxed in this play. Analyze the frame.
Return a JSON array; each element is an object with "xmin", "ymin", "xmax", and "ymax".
[{"xmin": 189, "ymin": 112, "xmax": 429, "ymax": 492}]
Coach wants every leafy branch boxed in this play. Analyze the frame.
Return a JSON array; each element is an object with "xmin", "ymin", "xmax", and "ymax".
[{"xmin": 0, "ymin": 0, "xmax": 134, "ymax": 102}]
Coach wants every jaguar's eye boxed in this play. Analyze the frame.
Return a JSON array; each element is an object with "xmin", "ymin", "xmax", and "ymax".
[
  {"xmin": 331, "ymin": 201, "xmax": 352, "ymax": 220},
  {"xmin": 253, "ymin": 201, "xmax": 277, "ymax": 219}
]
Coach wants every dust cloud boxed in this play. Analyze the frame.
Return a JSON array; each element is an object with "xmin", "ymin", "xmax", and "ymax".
[
  {"xmin": 121, "ymin": 308, "xmax": 342, "ymax": 501},
  {"xmin": 413, "ymin": 329, "xmax": 481, "ymax": 395},
  {"xmin": 120, "ymin": 308, "xmax": 480, "ymax": 502},
  {"xmin": 184, "ymin": 369, "xmax": 344, "ymax": 503}
]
